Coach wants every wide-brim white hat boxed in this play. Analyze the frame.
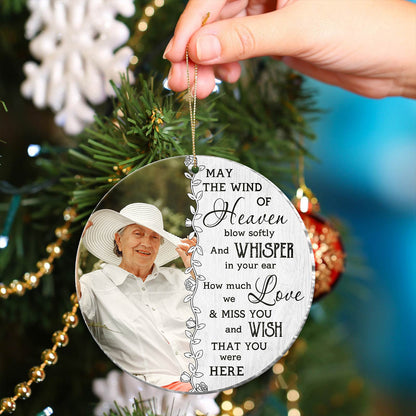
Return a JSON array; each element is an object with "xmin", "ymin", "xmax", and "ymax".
[{"xmin": 82, "ymin": 203, "xmax": 181, "ymax": 267}]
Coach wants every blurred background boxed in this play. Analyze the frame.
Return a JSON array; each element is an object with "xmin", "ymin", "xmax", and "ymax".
[{"xmin": 306, "ymin": 81, "xmax": 416, "ymax": 414}]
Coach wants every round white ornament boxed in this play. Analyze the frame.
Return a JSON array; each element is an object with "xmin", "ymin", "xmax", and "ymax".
[
  {"xmin": 75, "ymin": 155, "xmax": 314, "ymax": 394},
  {"xmin": 182, "ymin": 155, "xmax": 314, "ymax": 392}
]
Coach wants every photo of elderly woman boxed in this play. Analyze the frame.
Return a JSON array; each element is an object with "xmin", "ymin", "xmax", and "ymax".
[{"xmin": 75, "ymin": 158, "xmax": 195, "ymax": 392}]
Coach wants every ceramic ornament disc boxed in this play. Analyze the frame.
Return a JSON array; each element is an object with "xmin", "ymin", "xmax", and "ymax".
[
  {"xmin": 183, "ymin": 155, "xmax": 314, "ymax": 392},
  {"xmin": 75, "ymin": 156, "xmax": 314, "ymax": 394}
]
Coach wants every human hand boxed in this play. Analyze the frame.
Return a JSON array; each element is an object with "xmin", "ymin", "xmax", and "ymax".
[
  {"xmin": 164, "ymin": 0, "xmax": 416, "ymax": 99},
  {"xmin": 176, "ymin": 237, "xmax": 197, "ymax": 269}
]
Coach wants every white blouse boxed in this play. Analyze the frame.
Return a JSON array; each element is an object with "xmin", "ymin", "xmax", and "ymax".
[{"xmin": 79, "ymin": 263, "xmax": 193, "ymax": 386}]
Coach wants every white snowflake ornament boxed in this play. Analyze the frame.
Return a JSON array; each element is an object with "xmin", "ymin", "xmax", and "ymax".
[{"xmin": 21, "ymin": 0, "xmax": 135, "ymax": 135}]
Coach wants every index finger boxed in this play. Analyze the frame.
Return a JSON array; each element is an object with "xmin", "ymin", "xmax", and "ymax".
[{"xmin": 165, "ymin": 0, "xmax": 228, "ymax": 62}]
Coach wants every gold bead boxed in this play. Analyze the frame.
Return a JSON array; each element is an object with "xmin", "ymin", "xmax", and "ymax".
[
  {"xmin": 287, "ymin": 389, "xmax": 300, "ymax": 402},
  {"xmin": 70, "ymin": 293, "xmax": 79, "ymax": 307},
  {"xmin": 41, "ymin": 349, "xmax": 58, "ymax": 366},
  {"xmin": 23, "ymin": 273, "xmax": 40, "ymax": 289},
  {"xmin": 46, "ymin": 243, "xmax": 62, "ymax": 257},
  {"xmin": 273, "ymin": 363, "xmax": 284, "ymax": 374},
  {"xmin": 243, "ymin": 400, "xmax": 255, "ymax": 411},
  {"xmin": 28, "ymin": 366, "xmax": 45, "ymax": 383},
  {"xmin": 138, "ymin": 21, "xmax": 148, "ymax": 32},
  {"xmin": 221, "ymin": 401, "xmax": 233, "ymax": 411},
  {"xmin": 10, "ymin": 280, "xmax": 25, "ymax": 296},
  {"xmin": 129, "ymin": 56, "xmax": 139, "ymax": 65},
  {"xmin": 232, "ymin": 407, "xmax": 244, "ymax": 416},
  {"xmin": 144, "ymin": 6, "xmax": 155, "ymax": 16},
  {"xmin": 55, "ymin": 227, "xmax": 70, "ymax": 240},
  {"xmin": 14, "ymin": 382, "xmax": 31, "ymax": 399},
  {"xmin": 0, "ymin": 397, "xmax": 16, "ymax": 413},
  {"xmin": 52, "ymin": 330, "xmax": 69, "ymax": 348},
  {"xmin": 36, "ymin": 259, "xmax": 53, "ymax": 274},
  {"xmin": 0, "ymin": 283, "xmax": 9, "ymax": 299},
  {"xmin": 62, "ymin": 312, "xmax": 78, "ymax": 328},
  {"xmin": 63, "ymin": 207, "xmax": 76, "ymax": 221}
]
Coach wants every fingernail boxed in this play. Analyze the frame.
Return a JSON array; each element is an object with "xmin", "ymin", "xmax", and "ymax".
[
  {"xmin": 278, "ymin": 0, "xmax": 290, "ymax": 9},
  {"xmin": 196, "ymin": 34, "xmax": 221, "ymax": 61},
  {"xmin": 163, "ymin": 39, "xmax": 173, "ymax": 60}
]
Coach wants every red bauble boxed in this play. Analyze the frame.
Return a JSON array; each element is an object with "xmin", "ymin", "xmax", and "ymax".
[
  {"xmin": 299, "ymin": 211, "xmax": 345, "ymax": 300},
  {"xmin": 294, "ymin": 189, "xmax": 345, "ymax": 301}
]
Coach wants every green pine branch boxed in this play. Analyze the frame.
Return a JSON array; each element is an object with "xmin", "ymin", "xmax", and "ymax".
[
  {"xmin": 104, "ymin": 398, "xmax": 161, "ymax": 416},
  {"xmin": 61, "ymin": 73, "xmax": 233, "ymax": 220},
  {"xmin": 0, "ymin": 0, "xmax": 27, "ymax": 15}
]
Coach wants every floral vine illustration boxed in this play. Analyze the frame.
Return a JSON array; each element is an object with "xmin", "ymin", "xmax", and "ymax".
[{"xmin": 180, "ymin": 156, "xmax": 208, "ymax": 393}]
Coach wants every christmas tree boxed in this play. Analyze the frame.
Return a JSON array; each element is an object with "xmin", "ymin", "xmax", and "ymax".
[{"xmin": 0, "ymin": 1, "xmax": 369, "ymax": 415}]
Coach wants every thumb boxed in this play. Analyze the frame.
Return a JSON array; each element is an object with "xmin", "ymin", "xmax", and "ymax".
[{"xmin": 187, "ymin": 8, "xmax": 304, "ymax": 65}]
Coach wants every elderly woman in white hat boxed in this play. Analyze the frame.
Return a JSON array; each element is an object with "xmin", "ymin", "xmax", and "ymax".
[{"xmin": 78, "ymin": 203, "xmax": 196, "ymax": 392}]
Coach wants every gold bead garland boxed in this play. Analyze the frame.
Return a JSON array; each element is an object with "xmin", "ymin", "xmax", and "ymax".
[
  {"xmin": 0, "ymin": 293, "xmax": 79, "ymax": 415},
  {"xmin": 0, "ymin": 207, "xmax": 76, "ymax": 299}
]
